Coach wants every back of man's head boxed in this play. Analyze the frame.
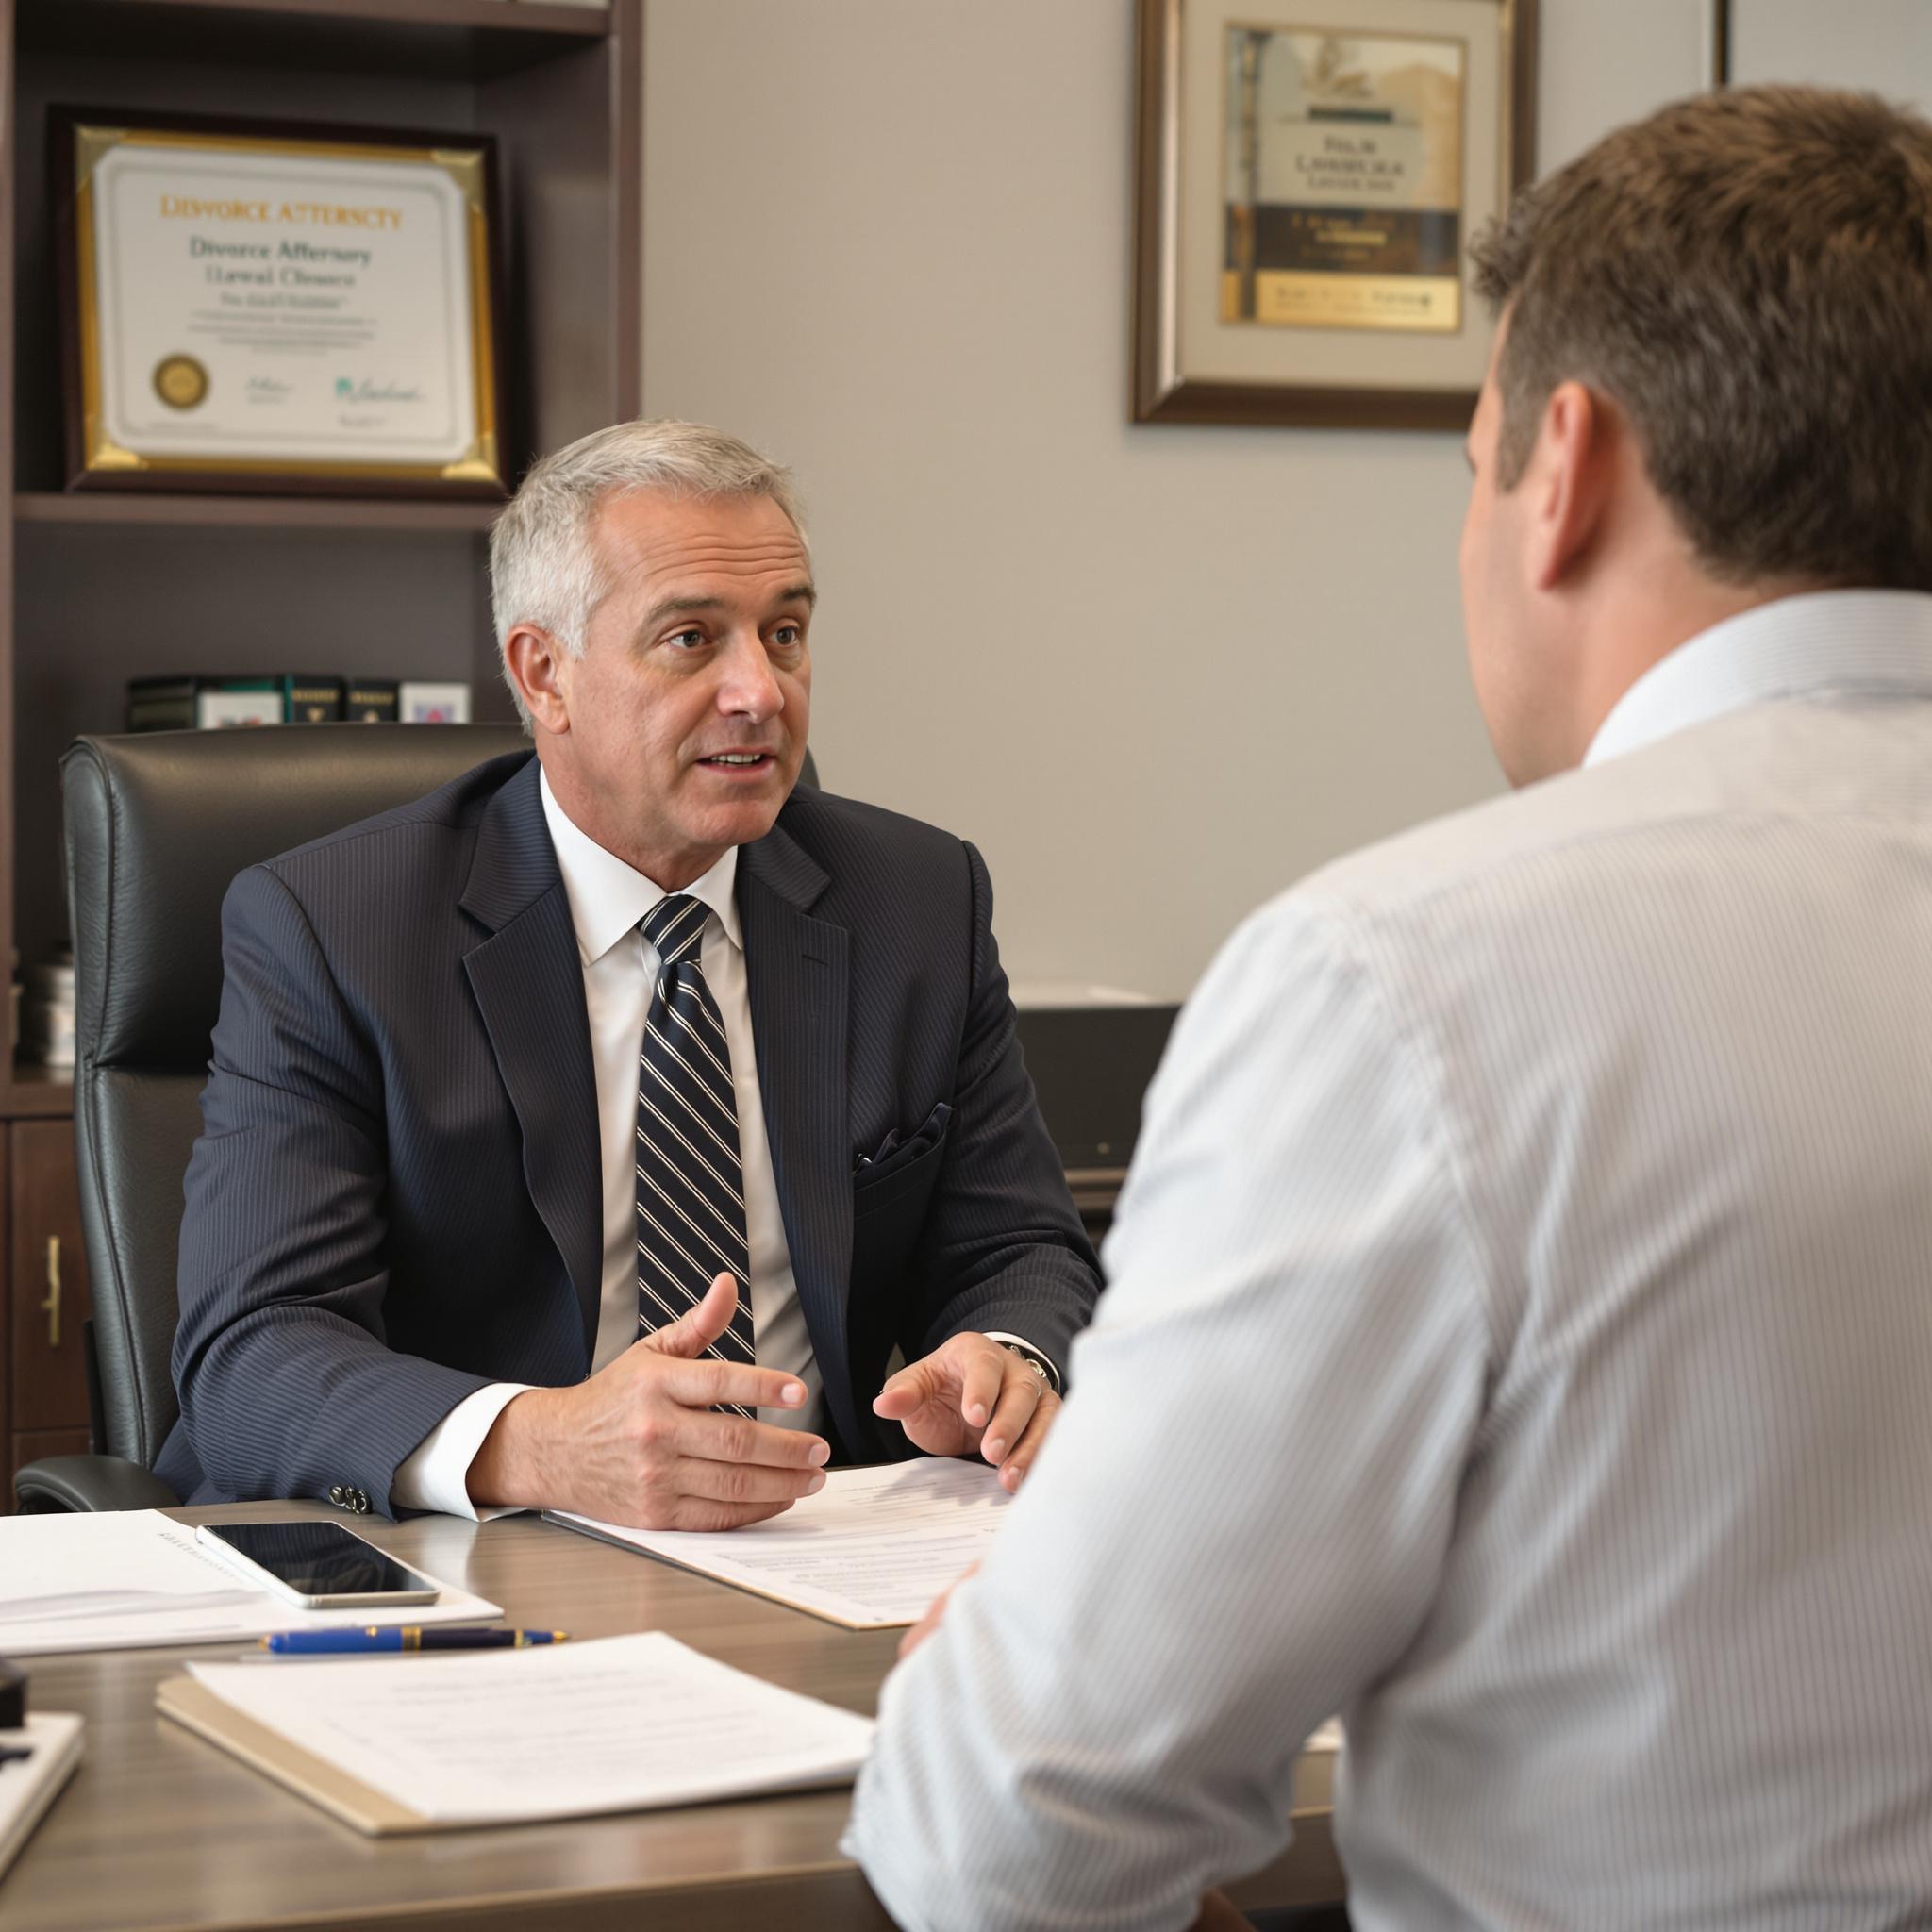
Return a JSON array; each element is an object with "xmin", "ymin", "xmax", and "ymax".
[{"xmin": 1473, "ymin": 85, "xmax": 1932, "ymax": 591}]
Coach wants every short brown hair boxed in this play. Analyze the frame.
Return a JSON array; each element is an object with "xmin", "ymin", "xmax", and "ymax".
[{"xmin": 1471, "ymin": 86, "xmax": 1932, "ymax": 590}]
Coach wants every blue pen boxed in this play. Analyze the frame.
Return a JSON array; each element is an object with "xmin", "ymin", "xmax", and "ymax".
[{"xmin": 259, "ymin": 1627, "xmax": 569, "ymax": 1655}]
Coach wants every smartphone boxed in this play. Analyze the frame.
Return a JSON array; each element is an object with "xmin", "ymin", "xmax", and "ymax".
[{"xmin": 195, "ymin": 1521, "xmax": 442, "ymax": 1610}]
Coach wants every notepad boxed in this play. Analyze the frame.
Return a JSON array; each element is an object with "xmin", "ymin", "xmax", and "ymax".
[
  {"xmin": 547, "ymin": 1457, "xmax": 1012, "ymax": 1629},
  {"xmin": 0, "ymin": 1712, "xmax": 84, "ymax": 1881},
  {"xmin": 158, "ymin": 1631, "xmax": 874, "ymax": 1833},
  {"xmin": 0, "ymin": 1511, "xmax": 500, "ymax": 1655}
]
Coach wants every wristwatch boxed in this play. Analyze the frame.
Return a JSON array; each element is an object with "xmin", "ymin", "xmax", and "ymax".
[{"xmin": 999, "ymin": 1341, "xmax": 1061, "ymax": 1394}]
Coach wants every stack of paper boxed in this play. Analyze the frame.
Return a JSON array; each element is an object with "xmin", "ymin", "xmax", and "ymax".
[
  {"xmin": 0, "ymin": 1512, "xmax": 499, "ymax": 1655},
  {"xmin": 159, "ymin": 1631, "xmax": 875, "ymax": 1833},
  {"xmin": 549, "ymin": 1458, "xmax": 1011, "ymax": 1629}
]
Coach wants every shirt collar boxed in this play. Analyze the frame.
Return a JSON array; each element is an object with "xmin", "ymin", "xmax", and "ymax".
[
  {"xmin": 1583, "ymin": 589, "xmax": 1932, "ymax": 768},
  {"xmin": 539, "ymin": 768, "xmax": 742, "ymax": 966}
]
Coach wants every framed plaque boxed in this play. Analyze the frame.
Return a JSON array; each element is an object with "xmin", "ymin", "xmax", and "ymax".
[
  {"xmin": 51, "ymin": 109, "xmax": 508, "ymax": 496},
  {"xmin": 1133, "ymin": 0, "xmax": 1537, "ymax": 428}
]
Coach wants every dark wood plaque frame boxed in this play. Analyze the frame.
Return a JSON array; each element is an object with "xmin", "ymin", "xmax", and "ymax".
[{"xmin": 1131, "ymin": 0, "xmax": 1540, "ymax": 431}]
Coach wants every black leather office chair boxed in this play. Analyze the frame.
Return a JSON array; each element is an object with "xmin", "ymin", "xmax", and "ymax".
[{"xmin": 17, "ymin": 724, "xmax": 822, "ymax": 1513}]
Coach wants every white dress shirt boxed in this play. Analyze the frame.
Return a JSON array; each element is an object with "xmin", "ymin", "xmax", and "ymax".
[
  {"xmin": 391, "ymin": 773, "xmax": 817, "ymax": 1518},
  {"xmin": 849, "ymin": 591, "xmax": 1932, "ymax": 1931}
]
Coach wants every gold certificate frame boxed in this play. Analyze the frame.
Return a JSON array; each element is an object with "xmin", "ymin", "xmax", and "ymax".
[
  {"xmin": 52, "ymin": 108, "xmax": 508, "ymax": 497},
  {"xmin": 1133, "ymin": 0, "xmax": 1537, "ymax": 428}
]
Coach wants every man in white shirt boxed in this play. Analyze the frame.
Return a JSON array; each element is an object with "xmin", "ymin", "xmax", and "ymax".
[
  {"xmin": 162, "ymin": 422, "xmax": 1100, "ymax": 1526},
  {"xmin": 849, "ymin": 85, "xmax": 1932, "ymax": 1931}
]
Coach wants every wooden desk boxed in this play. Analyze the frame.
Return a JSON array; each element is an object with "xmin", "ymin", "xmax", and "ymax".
[{"xmin": 1, "ymin": 1503, "xmax": 1345, "ymax": 1930}]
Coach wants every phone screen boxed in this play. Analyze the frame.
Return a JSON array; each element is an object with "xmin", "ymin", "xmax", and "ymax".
[{"xmin": 202, "ymin": 1522, "xmax": 437, "ymax": 1599}]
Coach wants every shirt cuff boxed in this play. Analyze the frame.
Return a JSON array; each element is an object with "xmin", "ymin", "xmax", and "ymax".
[
  {"xmin": 390, "ymin": 1382, "xmax": 536, "ymax": 1522},
  {"xmin": 983, "ymin": 1332, "xmax": 1061, "ymax": 1393}
]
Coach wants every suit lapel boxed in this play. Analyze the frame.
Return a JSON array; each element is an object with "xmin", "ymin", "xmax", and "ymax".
[
  {"xmin": 458, "ymin": 758, "xmax": 604, "ymax": 1356},
  {"xmin": 738, "ymin": 822, "xmax": 858, "ymax": 1452}
]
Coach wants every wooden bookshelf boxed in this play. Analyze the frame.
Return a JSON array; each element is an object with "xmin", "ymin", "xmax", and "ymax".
[{"xmin": 15, "ymin": 491, "xmax": 503, "ymax": 531}]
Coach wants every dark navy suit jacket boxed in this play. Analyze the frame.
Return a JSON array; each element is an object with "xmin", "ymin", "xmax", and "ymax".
[{"xmin": 158, "ymin": 753, "xmax": 1101, "ymax": 1512}]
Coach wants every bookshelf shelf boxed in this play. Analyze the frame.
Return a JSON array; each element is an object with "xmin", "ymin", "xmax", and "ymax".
[
  {"xmin": 70, "ymin": 0, "xmax": 615, "ymax": 30},
  {"xmin": 3, "ymin": 1069, "xmax": 75, "ymax": 1120},
  {"xmin": 16, "ymin": 0, "xmax": 614, "ymax": 76},
  {"xmin": 16, "ymin": 493, "xmax": 502, "ymax": 534}
]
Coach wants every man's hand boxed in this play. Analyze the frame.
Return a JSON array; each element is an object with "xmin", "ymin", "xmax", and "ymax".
[
  {"xmin": 872, "ymin": 1332, "xmax": 1059, "ymax": 1491},
  {"xmin": 467, "ymin": 1272, "xmax": 830, "ymax": 1529}
]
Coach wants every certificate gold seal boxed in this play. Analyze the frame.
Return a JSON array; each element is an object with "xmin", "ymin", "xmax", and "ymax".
[{"xmin": 152, "ymin": 354, "xmax": 209, "ymax": 410}]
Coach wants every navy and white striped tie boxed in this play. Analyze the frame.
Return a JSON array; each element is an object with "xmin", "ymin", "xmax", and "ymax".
[{"xmin": 635, "ymin": 893, "xmax": 756, "ymax": 1418}]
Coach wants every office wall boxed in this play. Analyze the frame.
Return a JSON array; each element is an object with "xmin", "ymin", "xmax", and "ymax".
[
  {"xmin": 1731, "ymin": 0, "xmax": 1932, "ymax": 94},
  {"xmin": 637, "ymin": 2, "xmax": 1705, "ymax": 999}
]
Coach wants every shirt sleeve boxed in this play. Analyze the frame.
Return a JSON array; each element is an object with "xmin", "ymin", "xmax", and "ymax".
[
  {"xmin": 843, "ymin": 893, "xmax": 1493, "ymax": 1932},
  {"xmin": 389, "ymin": 1382, "xmax": 536, "ymax": 1522}
]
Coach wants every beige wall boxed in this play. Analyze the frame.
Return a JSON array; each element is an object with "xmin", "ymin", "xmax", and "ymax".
[
  {"xmin": 1730, "ymin": 0, "xmax": 1932, "ymax": 95},
  {"xmin": 638, "ymin": 1, "xmax": 1707, "ymax": 999}
]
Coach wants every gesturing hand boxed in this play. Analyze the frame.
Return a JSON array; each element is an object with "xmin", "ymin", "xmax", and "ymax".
[
  {"xmin": 469, "ymin": 1272, "xmax": 831, "ymax": 1530},
  {"xmin": 872, "ymin": 1332, "xmax": 1060, "ymax": 1492}
]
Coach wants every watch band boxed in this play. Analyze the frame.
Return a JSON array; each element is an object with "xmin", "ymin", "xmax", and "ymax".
[{"xmin": 1000, "ymin": 1340, "xmax": 1061, "ymax": 1394}]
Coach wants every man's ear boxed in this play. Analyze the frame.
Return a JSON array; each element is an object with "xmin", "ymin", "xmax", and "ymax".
[
  {"xmin": 503, "ymin": 623, "xmax": 573, "ymax": 736},
  {"xmin": 1524, "ymin": 379, "xmax": 1612, "ymax": 593}
]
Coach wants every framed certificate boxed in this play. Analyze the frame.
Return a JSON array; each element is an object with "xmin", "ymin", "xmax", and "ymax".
[
  {"xmin": 1133, "ymin": 0, "xmax": 1537, "ymax": 427},
  {"xmin": 51, "ymin": 109, "xmax": 508, "ymax": 496}
]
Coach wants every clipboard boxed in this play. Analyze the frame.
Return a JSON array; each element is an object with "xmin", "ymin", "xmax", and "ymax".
[{"xmin": 158, "ymin": 1678, "xmax": 430, "ymax": 1836}]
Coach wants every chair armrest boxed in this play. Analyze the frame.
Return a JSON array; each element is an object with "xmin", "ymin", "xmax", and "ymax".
[{"xmin": 13, "ymin": 1455, "xmax": 180, "ymax": 1513}]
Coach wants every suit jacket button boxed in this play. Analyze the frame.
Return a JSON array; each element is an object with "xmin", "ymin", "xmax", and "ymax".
[{"xmin": 327, "ymin": 1485, "xmax": 345, "ymax": 1504}]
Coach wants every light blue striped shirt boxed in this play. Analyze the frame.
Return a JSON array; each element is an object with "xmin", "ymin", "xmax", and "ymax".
[{"xmin": 848, "ymin": 590, "xmax": 1932, "ymax": 1931}]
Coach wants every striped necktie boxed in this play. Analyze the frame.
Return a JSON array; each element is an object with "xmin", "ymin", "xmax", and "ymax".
[{"xmin": 635, "ymin": 892, "xmax": 756, "ymax": 1419}]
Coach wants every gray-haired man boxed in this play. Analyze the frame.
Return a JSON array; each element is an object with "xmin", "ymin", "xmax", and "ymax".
[{"xmin": 161, "ymin": 421, "xmax": 1099, "ymax": 1525}]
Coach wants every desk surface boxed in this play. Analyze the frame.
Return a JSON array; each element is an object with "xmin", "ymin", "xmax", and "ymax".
[{"xmin": 2, "ymin": 1502, "xmax": 1344, "ymax": 1931}]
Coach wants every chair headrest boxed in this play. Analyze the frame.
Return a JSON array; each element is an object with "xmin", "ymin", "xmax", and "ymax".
[{"xmin": 64, "ymin": 725, "xmax": 531, "ymax": 1068}]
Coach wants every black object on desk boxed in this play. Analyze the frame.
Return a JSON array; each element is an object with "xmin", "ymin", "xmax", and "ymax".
[
  {"xmin": 1015, "ymin": 1001, "xmax": 1179, "ymax": 1171},
  {"xmin": 0, "ymin": 1657, "xmax": 25, "ymax": 1729}
]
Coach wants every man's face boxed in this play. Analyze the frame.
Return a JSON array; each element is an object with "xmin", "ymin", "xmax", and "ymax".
[
  {"xmin": 547, "ymin": 488, "xmax": 813, "ymax": 884},
  {"xmin": 1459, "ymin": 331, "xmax": 1544, "ymax": 788}
]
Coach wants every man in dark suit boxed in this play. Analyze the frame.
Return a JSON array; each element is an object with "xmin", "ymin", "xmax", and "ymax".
[{"xmin": 159, "ymin": 421, "xmax": 1100, "ymax": 1526}]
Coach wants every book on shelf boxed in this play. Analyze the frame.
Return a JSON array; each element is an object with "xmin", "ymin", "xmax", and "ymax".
[
  {"xmin": 126, "ymin": 676, "xmax": 283, "ymax": 732},
  {"xmin": 283, "ymin": 675, "xmax": 345, "ymax": 724},
  {"xmin": 344, "ymin": 679, "xmax": 399, "ymax": 723},
  {"xmin": 126, "ymin": 677, "xmax": 474, "ymax": 730},
  {"xmin": 398, "ymin": 680, "xmax": 472, "ymax": 724}
]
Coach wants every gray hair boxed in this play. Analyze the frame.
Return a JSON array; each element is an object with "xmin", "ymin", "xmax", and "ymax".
[{"xmin": 488, "ymin": 419, "xmax": 808, "ymax": 728}]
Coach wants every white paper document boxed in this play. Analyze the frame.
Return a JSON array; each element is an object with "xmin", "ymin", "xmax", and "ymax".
[
  {"xmin": 185, "ymin": 1630, "xmax": 874, "ymax": 1824},
  {"xmin": 549, "ymin": 1458, "xmax": 1011, "ymax": 1629},
  {"xmin": 0, "ymin": 1511, "xmax": 499, "ymax": 1656}
]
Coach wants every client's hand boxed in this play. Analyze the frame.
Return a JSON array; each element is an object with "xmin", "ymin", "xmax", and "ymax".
[
  {"xmin": 467, "ymin": 1272, "xmax": 830, "ymax": 1529},
  {"xmin": 872, "ymin": 1333, "xmax": 1060, "ymax": 1492}
]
